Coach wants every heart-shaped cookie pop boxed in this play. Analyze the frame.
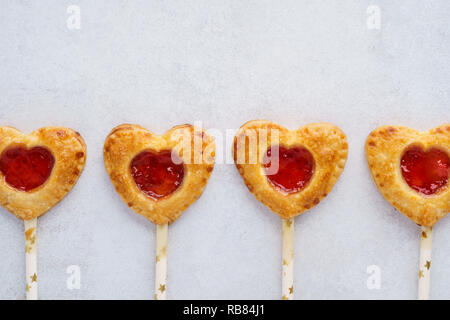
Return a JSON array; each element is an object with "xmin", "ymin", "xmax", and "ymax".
[
  {"xmin": 104, "ymin": 123, "xmax": 215, "ymax": 300},
  {"xmin": 366, "ymin": 124, "xmax": 449, "ymax": 300},
  {"xmin": 0, "ymin": 126, "xmax": 86, "ymax": 300},
  {"xmin": 233, "ymin": 120, "xmax": 348, "ymax": 219},
  {"xmin": 365, "ymin": 125, "xmax": 450, "ymax": 227},
  {"xmin": 104, "ymin": 123, "xmax": 215, "ymax": 225},
  {"xmin": 233, "ymin": 120, "xmax": 347, "ymax": 300},
  {"xmin": 0, "ymin": 126, "xmax": 87, "ymax": 220}
]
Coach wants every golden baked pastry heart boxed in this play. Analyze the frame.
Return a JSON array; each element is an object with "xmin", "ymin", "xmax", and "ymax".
[
  {"xmin": 103, "ymin": 124, "xmax": 215, "ymax": 225},
  {"xmin": 366, "ymin": 125, "xmax": 450, "ymax": 227},
  {"xmin": 233, "ymin": 120, "xmax": 348, "ymax": 219},
  {"xmin": 0, "ymin": 126, "xmax": 87, "ymax": 220}
]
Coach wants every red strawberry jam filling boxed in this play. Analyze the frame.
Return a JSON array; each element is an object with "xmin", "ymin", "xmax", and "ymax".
[
  {"xmin": 131, "ymin": 150, "xmax": 184, "ymax": 200},
  {"xmin": 263, "ymin": 145, "xmax": 315, "ymax": 194},
  {"xmin": 0, "ymin": 146, "xmax": 55, "ymax": 191},
  {"xmin": 400, "ymin": 146, "xmax": 449, "ymax": 195}
]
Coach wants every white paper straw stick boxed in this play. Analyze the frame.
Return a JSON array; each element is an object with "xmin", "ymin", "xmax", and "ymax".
[
  {"xmin": 24, "ymin": 218, "xmax": 37, "ymax": 300},
  {"xmin": 155, "ymin": 223, "xmax": 168, "ymax": 300},
  {"xmin": 418, "ymin": 226, "xmax": 432, "ymax": 300},
  {"xmin": 282, "ymin": 218, "xmax": 294, "ymax": 300}
]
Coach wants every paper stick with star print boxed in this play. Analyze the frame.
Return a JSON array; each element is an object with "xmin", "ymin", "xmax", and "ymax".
[
  {"xmin": 155, "ymin": 223, "xmax": 168, "ymax": 300},
  {"xmin": 282, "ymin": 218, "xmax": 294, "ymax": 300},
  {"xmin": 24, "ymin": 218, "xmax": 38, "ymax": 300},
  {"xmin": 418, "ymin": 226, "xmax": 432, "ymax": 300}
]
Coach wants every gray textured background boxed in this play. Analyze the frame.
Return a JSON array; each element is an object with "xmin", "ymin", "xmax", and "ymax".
[{"xmin": 0, "ymin": 1, "xmax": 449, "ymax": 299}]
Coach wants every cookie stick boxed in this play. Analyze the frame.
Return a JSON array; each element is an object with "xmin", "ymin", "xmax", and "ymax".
[
  {"xmin": 155, "ymin": 223, "xmax": 168, "ymax": 300},
  {"xmin": 24, "ymin": 218, "xmax": 38, "ymax": 300},
  {"xmin": 418, "ymin": 226, "xmax": 432, "ymax": 300},
  {"xmin": 282, "ymin": 218, "xmax": 294, "ymax": 300}
]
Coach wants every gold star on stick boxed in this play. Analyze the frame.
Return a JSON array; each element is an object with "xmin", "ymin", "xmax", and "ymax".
[
  {"xmin": 25, "ymin": 228, "xmax": 35, "ymax": 240},
  {"xmin": 159, "ymin": 284, "xmax": 166, "ymax": 293},
  {"xmin": 419, "ymin": 270, "xmax": 424, "ymax": 278},
  {"xmin": 425, "ymin": 261, "xmax": 431, "ymax": 270},
  {"xmin": 31, "ymin": 273, "xmax": 37, "ymax": 282},
  {"xmin": 289, "ymin": 286, "xmax": 294, "ymax": 294}
]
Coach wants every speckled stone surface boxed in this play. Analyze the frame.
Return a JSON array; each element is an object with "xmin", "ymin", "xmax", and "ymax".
[{"xmin": 0, "ymin": 0, "xmax": 449, "ymax": 299}]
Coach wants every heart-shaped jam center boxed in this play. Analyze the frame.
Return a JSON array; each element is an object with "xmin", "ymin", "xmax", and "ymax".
[
  {"xmin": 0, "ymin": 146, "xmax": 55, "ymax": 191},
  {"xmin": 400, "ymin": 146, "xmax": 449, "ymax": 195},
  {"xmin": 131, "ymin": 150, "xmax": 184, "ymax": 200},
  {"xmin": 263, "ymin": 145, "xmax": 315, "ymax": 194}
]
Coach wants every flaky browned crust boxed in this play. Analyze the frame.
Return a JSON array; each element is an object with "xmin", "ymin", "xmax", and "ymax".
[
  {"xmin": 103, "ymin": 124, "xmax": 215, "ymax": 225},
  {"xmin": 0, "ymin": 126, "xmax": 87, "ymax": 220},
  {"xmin": 233, "ymin": 120, "xmax": 348, "ymax": 219},
  {"xmin": 366, "ymin": 124, "xmax": 450, "ymax": 227}
]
